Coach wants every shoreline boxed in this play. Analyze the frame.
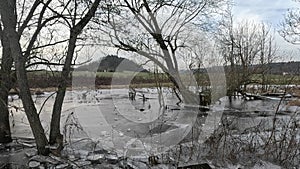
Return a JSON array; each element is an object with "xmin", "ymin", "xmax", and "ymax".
[{"xmin": 8, "ymin": 83, "xmax": 174, "ymax": 95}]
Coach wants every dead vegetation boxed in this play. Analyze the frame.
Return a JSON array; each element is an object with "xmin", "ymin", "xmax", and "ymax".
[
  {"xmin": 287, "ymin": 99, "xmax": 300, "ymax": 106},
  {"xmin": 165, "ymin": 111, "xmax": 300, "ymax": 168}
]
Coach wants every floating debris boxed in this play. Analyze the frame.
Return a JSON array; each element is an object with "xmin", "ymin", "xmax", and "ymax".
[
  {"xmin": 73, "ymin": 159, "xmax": 91, "ymax": 167},
  {"xmin": 106, "ymin": 154, "xmax": 119, "ymax": 164},
  {"xmin": 55, "ymin": 163, "xmax": 69, "ymax": 169},
  {"xmin": 87, "ymin": 153, "xmax": 105, "ymax": 162},
  {"xmin": 28, "ymin": 161, "xmax": 40, "ymax": 168},
  {"xmin": 178, "ymin": 163, "xmax": 212, "ymax": 169},
  {"xmin": 29, "ymin": 155, "xmax": 59, "ymax": 165},
  {"xmin": 25, "ymin": 148, "xmax": 37, "ymax": 157}
]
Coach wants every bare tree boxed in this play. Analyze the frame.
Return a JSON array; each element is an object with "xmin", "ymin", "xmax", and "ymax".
[
  {"xmin": 0, "ymin": 0, "xmax": 53, "ymax": 154},
  {"xmin": 216, "ymin": 14, "xmax": 278, "ymax": 98},
  {"xmin": 104, "ymin": 0, "xmax": 228, "ymax": 104},
  {"xmin": 0, "ymin": 0, "xmax": 100, "ymax": 154},
  {"xmin": 0, "ymin": 0, "xmax": 57, "ymax": 144},
  {"xmin": 280, "ymin": 1, "xmax": 300, "ymax": 45},
  {"xmin": 48, "ymin": 0, "xmax": 101, "ymax": 146},
  {"xmin": 259, "ymin": 24, "xmax": 278, "ymax": 92}
]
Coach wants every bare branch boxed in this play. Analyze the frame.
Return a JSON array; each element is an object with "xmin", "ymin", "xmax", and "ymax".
[{"xmin": 18, "ymin": 0, "xmax": 41, "ymax": 34}]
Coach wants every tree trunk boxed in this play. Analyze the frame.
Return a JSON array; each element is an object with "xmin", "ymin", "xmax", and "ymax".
[
  {"xmin": 0, "ymin": 54, "xmax": 13, "ymax": 143},
  {"xmin": 49, "ymin": 33, "xmax": 77, "ymax": 144},
  {"xmin": 49, "ymin": 0, "xmax": 101, "ymax": 145},
  {"xmin": 179, "ymin": 85, "xmax": 199, "ymax": 105},
  {"xmin": 0, "ymin": 93, "xmax": 12, "ymax": 143},
  {"xmin": 0, "ymin": 0, "xmax": 49, "ymax": 155},
  {"xmin": 0, "ymin": 12, "xmax": 14, "ymax": 144},
  {"xmin": 9, "ymin": 36, "xmax": 49, "ymax": 155},
  {"xmin": 168, "ymin": 71, "xmax": 200, "ymax": 105}
]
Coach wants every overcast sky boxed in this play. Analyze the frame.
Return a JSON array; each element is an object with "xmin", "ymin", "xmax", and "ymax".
[
  {"xmin": 86, "ymin": 0, "xmax": 300, "ymax": 67},
  {"xmin": 233, "ymin": 0, "xmax": 300, "ymax": 61},
  {"xmin": 233, "ymin": 0, "xmax": 298, "ymax": 25}
]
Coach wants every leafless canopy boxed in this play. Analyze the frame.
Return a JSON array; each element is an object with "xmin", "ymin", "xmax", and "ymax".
[
  {"xmin": 106, "ymin": 0, "xmax": 227, "ymax": 71},
  {"xmin": 281, "ymin": 6, "xmax": 300, "ymax": 45},
  {"xmin": 216, "ymin": 13, "xmax": 278, "ymax": 94}
]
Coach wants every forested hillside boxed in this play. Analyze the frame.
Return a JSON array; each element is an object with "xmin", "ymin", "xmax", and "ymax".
[{"xmin": 77, "ymin": 55, "xmax": 147, "ymax": 72}]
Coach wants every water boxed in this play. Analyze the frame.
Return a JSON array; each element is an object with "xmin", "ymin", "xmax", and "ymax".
[{"xmin": 4, "ymin": 88, "xmax": 299, "ymax": 166}]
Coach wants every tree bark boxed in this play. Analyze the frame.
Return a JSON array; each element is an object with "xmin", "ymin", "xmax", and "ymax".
[
  {"xmin": 168, "ymin": 72, "xmax": 200, "ymax": 105},
  {"xmin": 0, "ymin": 0, "xmax": 49, "ymax": 155},
  {"xmin": 49, "ymin": 32, "xmax": 77, "ymax": 144},
  {"xmin": 0, "ymin": 10, "xmax": 14, "ymax": 144},
  {"xmin": 49, "ymin": 0, "xmax": 101, "ymax": 145},
  {"xmin": 0, "ymin": 76, "xmax": 12, "ymax": 143},
  {"xmin": 0, "ymin": 93, "xmax": 12, "ymax": 144}
]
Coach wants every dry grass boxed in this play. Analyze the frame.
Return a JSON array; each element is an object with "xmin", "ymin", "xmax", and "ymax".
[
  {"xmin": 291, "ymin": 88, "xmax": 300, "ymax": 97},
  {"xmin": 287, "ymin": 99, "xmax": 300, "ymax": 106}
]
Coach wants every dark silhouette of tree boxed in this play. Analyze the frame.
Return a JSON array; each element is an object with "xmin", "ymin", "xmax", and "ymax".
[{"xmin": 0, "ymin": 20, "xmax": 14, "ymax": 143}]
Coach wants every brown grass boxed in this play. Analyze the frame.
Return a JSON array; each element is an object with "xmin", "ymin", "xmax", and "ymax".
[{"xmin": 287, "ymin": 99, "xmax": 300, "ymax": 106}]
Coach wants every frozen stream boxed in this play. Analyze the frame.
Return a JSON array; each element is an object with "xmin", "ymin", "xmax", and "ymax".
[
  {"xmin": 8, "ymin": 88, "xmax": 299, "ymax": 147},
  {"xmin": 3, "ymin": 88, "xmax": 300, "ymax": 168},
  {"xmin": 9, "ymin": 88, "xmax": 203, "ymax": 155}
]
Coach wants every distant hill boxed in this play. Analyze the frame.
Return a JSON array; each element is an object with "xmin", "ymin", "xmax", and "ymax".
[{"xmin": 76, "ymin": 55, "xmax": 148, "ymax": 72}]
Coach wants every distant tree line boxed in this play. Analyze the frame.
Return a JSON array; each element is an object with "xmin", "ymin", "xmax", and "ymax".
[{"xmin": 193, "ymin": 61, "xmax": 300, "ymax": 75}]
